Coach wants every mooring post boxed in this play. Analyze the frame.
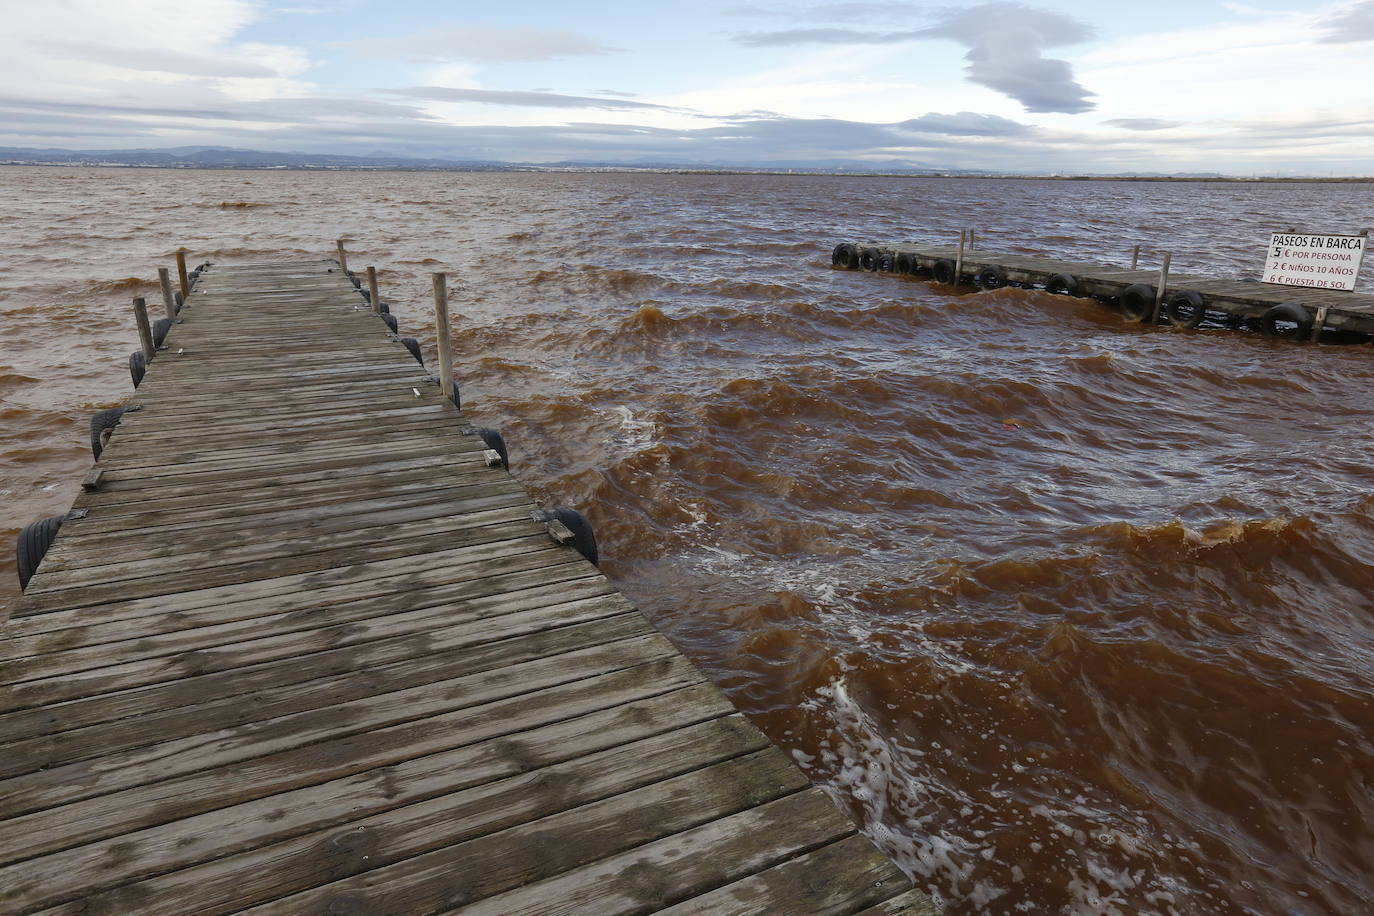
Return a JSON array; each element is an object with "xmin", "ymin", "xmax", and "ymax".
[
  {"xmin": 367, "ymin": 266, "xmax": 381, "ymax": 314},
  {"xmin": 432, "ymin": 272, "xmax": 456, "ymax": 404},
  {"xmin": 175, "ymin": 248, "xmax": 190, "ymax": 298},
  {"xmin": 1311, "ymin": 305, "xmax": 1329, "ymax": 343},
  {"xmin": 336, "ymin": 239, "xmax": 349, "ymax": 273},
  {"xmin": 954, "ymin": 229, "xmax": 967, "ymax": 284},
  {"xmin": 968, "ymin": 228, "xmax": 976, "ymax": 251},
  {"xmin": 157, "ymin": 268, "xmax": 177, "ymax": 319},
  {"xmin": 1131, "ymin": 245, "xmax": 1141, "ymax": 270},
  {"xmin": 1151, "ymin": 252, "xmax": 1172, "ymax": 324},
  {"xmin": 132, "ymin": 297, "xmax": 155, "ymax": 362}
]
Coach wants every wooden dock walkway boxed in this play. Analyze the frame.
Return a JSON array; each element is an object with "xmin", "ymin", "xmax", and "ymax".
[
  {"xmin": 1, "ymin": 259, "xmax": 933, "ymax": 915},
  {"xmin": 833, "ymin": 241, "xmax": 1374, "ymax": 338}
]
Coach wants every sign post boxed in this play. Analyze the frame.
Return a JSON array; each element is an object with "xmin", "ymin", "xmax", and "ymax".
[{"xmin": 1263, "ymin": 233, "xmax": 1367, "ymax": 291}]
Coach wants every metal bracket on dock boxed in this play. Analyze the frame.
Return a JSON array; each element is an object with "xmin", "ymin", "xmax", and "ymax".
[
  {"xmin": 531, "ymin": 509, "xmax": 576, "ymax": 546},
  {"xmin": 64, "ymin": 508, "xmax": 90, "ymax": 521}
]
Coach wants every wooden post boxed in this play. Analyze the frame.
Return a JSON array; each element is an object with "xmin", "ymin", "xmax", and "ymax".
[
  {"xmin": 1311, "ymin": 305, "xmax": 1329, "ymax": 343},
  {"xmin": 336, "ymin": 239, "xmax": 349, "ymax": 273},
  {"xmin": 432, "ymin": 272, "xmax": 455, "ymax": 404},
  {"xmin": 1131, "ymin": 245, "xmax": 1140, "ymax": 270},
  {"xmin": 1150, "ymin": 252, "xmax": 1172, "ymax": 324},
  {"xmin": 968, "ymin": 228, "xmax": 976, "ymax": 251},
  {"xmin": 157, "ymin": 268, "xmax": 177, "ymax": 319},
  {"xmin": 367, "ymin": 266, "xmax": 381, "ymax": 314},
  {"xmin": 175, "ymin": 249, "xmax": 190, "ymax": 298},
  {"xmin": 132, "ymin": 297, "xmax": 155, "ymax": 362},
  {"xmin": 954, "ymin": 229, "xmax": 966, "ymax": 284}
]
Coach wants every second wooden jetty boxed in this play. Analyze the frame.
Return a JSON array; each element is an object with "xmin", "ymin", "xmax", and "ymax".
[
  {"xmin": 1, "ymin": 255, "xmax": 934, "ymax": 914},
  {"xmin": 832, "ymin": 239, "xmax": 1374, "ymax": 341}
]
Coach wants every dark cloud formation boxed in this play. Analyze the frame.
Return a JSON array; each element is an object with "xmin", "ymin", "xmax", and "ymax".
[
  {"xmin": 734, "ymin": 2, "xmax": 1096, "ymax": 114},
  {"xmin": 925, "ymin": 3, "xmax": 1095, "ymax": 113},
  {"xmin": 344, "ymin": 27, "xmax": 619, "ymax": 63},
  {"xmin": 1318, "ymin": 1, "xmax": 1374, "ymax": 42},
  {"xmin": 1104, "ymin": 118, "xmax": 1182, "ymax": 131},
  {"xmin": 385, "ymin": 87, "xmax": 683, "ymax": 112}
]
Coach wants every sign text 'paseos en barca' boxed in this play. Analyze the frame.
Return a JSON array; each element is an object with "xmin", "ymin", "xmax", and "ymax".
[{"xmin": 1263, "ymin": 233, "xmax": 1367, "ymax": 291}]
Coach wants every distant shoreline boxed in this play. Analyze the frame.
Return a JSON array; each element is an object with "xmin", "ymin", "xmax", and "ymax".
[{"xmin": 2, "ymin": 162, "xmax": 1370, "ymax": 183}]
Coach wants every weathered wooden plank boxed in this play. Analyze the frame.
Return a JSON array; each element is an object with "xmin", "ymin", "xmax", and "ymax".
[
  {"xmin": 853, "ymin": 889, "xmax": 944, "ymax": 915},
  {"xmin": 238, "ymin": 759, "xmax": 823, "ymax": 916},
  {"xmin": 3, "ymin": 577, "xmax": 623, "ymax": 713},
  {"xmin": 427, "ymin": 788, "xmax": 857, "ymax": 916},
  {"xmin": 19, "ymin": 702, "xmax": 755, "ymax": 915},
  {"xmin": 655, "ymin": 833, "xmax": 917, "ymax": 915},
  {"xmin": 0, "ymin": 624, "xmax": 672, "ymax": 821},
  {"xmin": 0, "ymin": 651, "xmax": 701, "ymax": 865}
]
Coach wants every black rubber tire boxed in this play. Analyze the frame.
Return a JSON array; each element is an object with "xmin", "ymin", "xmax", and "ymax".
[
  {"xmin": 450, "ymin": 381, "xmax": 461, "ymax": 409},
  {"xmin": 975, "ymin": 265, "xmax": 1009, "ymax": 290},
  {"xmin": 831, "ymin": 243, "xmax": 855, "ymax": 268},
  {"xmin": 1045, "ymin": 273, "xmax": 1078, "ymax": 296},
  {"xmin": 1165, "ymin": 290, "xmax": 1207, "ymax": 329},
  {"xmin": 1261, "ymin": 302, "xmax": 1313, "ymax": 339},
  {"xmin": 17, "ymin": 515, "xmax": 64, "ymax": 591},
  {"xmin": 381, "ymin": 313, "xmax": 398, "ymax": 333},
  {"xmin": 174, "ymin": 291, "xmax": 184, "ymax": 312},
  {"xmin": 399, "ymin": 337, "xmax": 423, "ymax": 366},
  {"xmin": 552, "ymin": 508, "xmax": 598, "ymax": 565},
  {"xmin": 877, "ymin": 252, "xmax": 896, "ymax": 272},
  {"xmin": 152, "ymin": 317, "xmax": 174, "ymax": 349},
  {"xmin": 378, "ymin": 302, "xmax": 391, "ymax": 315},
  {"xmin": 90, "ymin": 407, "xmax": 126, "ymax": 459},
  {"xmin": 347, "ymin": 270, "xmax": 360, "ymax": 289},
  {"xmin": 129, "ymin": 351, "xmax": 146, "ymax": 388},
  {"xmin": 477, "ymin": 428, "xmax": 509, "ymax": 468},
  {"xmin": 360, "ymin": 288, "xmax": 371, "ymax": 303},
  {"xmin": 1119, "ymin": 283, "xmax": 1156, "ymax": 322},
  {"xmin": 932, "ymin": 259, "xmax": 956, "ymax": 284},
  {"xmin": 893, "ymin": 253, "xmax": 914, "ymax": 275},
  {"xmin": 859, "ymin": 247, "xmax": 882, "ymax": 271}
]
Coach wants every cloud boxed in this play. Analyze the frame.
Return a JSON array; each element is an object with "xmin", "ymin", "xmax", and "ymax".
[
  {"xmin": 735, "ymin": 28, "xmax": 919, "ymax": 47},
  {"xmin": 37, "ymin": 39, "xmax": 279, "ymax": 78},
  {"xmin": 898, "ymin": 111, "xmax": 1030, "ymax": 135},
  {"xmin": 734, "ymin": 3, "xmax": 1094, "ymax": 114},
  {"xmin": 1104, "ymin": 118, "xmax": 1183, "ymax": 131},
  {"xmin": 385, "ymin": 87, "xmax": 685, "ymax": 112},
  {"xmin": 344, "ymin": 27, "xmax": 620, "ymax": 63},
  {"xmin": 1318, "ymin": 0, "xmax": 1374, "ymax": 41},
  {"xmin": 922, "ymin": 3, "xmax": 1095, "ymax": 113}
]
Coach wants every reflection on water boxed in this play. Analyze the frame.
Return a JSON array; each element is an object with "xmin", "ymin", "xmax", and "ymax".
[{"xmin": 2, "ymin": 167, "xmax": 1373, "ymax": 913}]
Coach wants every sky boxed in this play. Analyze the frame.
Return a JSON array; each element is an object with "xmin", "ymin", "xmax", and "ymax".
[{"xmin": 2, "ymin": 0, "xmax": 1373, "ymax": 174}]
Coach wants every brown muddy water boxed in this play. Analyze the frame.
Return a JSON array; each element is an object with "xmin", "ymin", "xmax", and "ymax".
[{"xmin": 1, "ymin": 166, "xmax": 1372, "ymax": 914}]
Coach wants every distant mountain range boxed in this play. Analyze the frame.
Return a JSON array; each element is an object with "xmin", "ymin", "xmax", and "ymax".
[{"xmin": 0, "ymin": 145, "xmax": 1365, "ymax": 181}]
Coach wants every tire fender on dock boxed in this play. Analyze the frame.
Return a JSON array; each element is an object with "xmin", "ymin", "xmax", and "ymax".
[
  {"xmin": 476, "ymin": 427, "xmax": 509, "ymax": 468},
  {"xmin": 16, "ymin": 514, "xmax": 65, "ymax": 590},
  {"xmin": 399, "ymin": 337, "xmax": 424, "ymax": 366},
  {"xmin": 859, "ymin": 247, "xmax": 882, "ymax": 271},
  {"xmin": 932, "ymin": 259, "xmax": 957, "ymax": 284},
  {"xmin": 832, "ymin": 243, "xmax": 856, "ymax": 268},
  {"xmin": 129, "ymin": 351, "xmax": 146, "ymax": 388},
  {"xmin": 1261, "ymin": 302, "xmax": 1313, "ymax": 339},
  {"xmin": 1119, "ymin": 283, "xmax": 1156, "ymax": 322},
  {"xmin": 1165, "ymin": 290, "xmax": 1207, "ymax": 329},
  {"xmin": 1045, "ymin": 273, "xmax": 1078, "ymax": 296},
  {"xmin": 89, "ymin": 407, "xmax": 127, "ymax": 459},
  {"xmin": 381, "ymin": 312, "xmax": 398, "ymax": 333},
  {"xmin": 552, "ymin": 508, "xmax": 598, "ymax": 565},
  {"xmin": 975, "ymin": 265, "xmax": 1009, "ymax": 290}
]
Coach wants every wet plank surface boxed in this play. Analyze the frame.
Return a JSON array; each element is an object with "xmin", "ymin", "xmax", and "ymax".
[{"xmin": 0, "ymin": 259, "xmax": 929, "ymax": 914}]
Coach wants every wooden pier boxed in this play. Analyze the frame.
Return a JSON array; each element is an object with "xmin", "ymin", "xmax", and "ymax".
[
  {"xmin": 1, "ymin": 258, "xmax": 933, "ymax": 914},
  {"xmin": 833, "ymin": 241, "xmax": 1374, "ymax": 339}
]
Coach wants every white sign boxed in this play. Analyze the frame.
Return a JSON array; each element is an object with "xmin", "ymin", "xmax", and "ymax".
[{"xmin": 1263, "ymin": 233, "xmax": 1367, "ymax": 291}]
